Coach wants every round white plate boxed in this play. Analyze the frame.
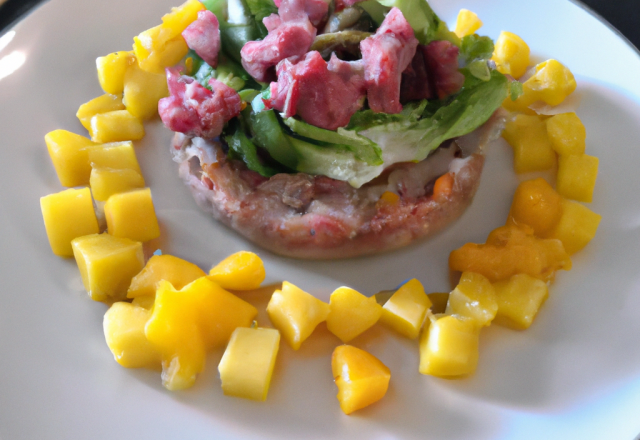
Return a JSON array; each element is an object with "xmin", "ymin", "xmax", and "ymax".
[{"xmin": 1, "ymin": 0, "xmax": 640, "ymax": 438}]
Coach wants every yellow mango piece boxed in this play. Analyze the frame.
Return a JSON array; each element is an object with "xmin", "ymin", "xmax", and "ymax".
[
  {"xmin": 123, "ymin": 61, "xmax": 169, "ymax": 120},
  {"xmin": 145, "ymin": 277, "xmax": 257, "ymax": 390},
  {"xmin": 128, "ymin": 254, "xmax": 206, "ymax": 299},
  {"xmin": 208, "ymin": 251, "xmax": 266, "ymax": 291},
  {"xmin": 379, "ymin": 279, "xmax": 431, "ymax": 339},
  {"xmin": 509, "ymin": 59, "xmax": 576, "ymax": 111},
  {"xmin": 90, "ymin": 167, "xmax": 145, "ymax": 202},
  {"xmin": 132, "ymin": 295, "xmax": 155, "ymax": 309},
  {"xmin": 71, "ymin": 233, "xmax": 144, "ymax": 302},
  {"xmin": 419, "ymin": 314, "xmax": 480, "ymax": 378},
  {"xmin": 492, "ymin": 274, "xmax": 548, "ymax": 330},
  {"xmin": 40, "ymin": 188, "xmax": 100, "ymax": 257},
  {"xmin": 104, "ymin": 188, "xmax": 160, "ymax": 242},
  {"xmin": 86, "ymin": 141, "xmax": 142, "ymax": 174},
  {"xmin": 507, "ymin": 178, "xmax": 563, "ymax": 237},
  {"xmin": 326, "ymin": 287, "xmax": 382, "ymax": 343},
  {"xmin": 90, "ymin": 110, "xmax": 145, "ymax": 143},
  {"xmin": 449, "ymin": 224, "xmax": 572, "ymax": 283},
  {"xmin": 133, "ymin": 25, "xmax": 189, "ymax": 74},
  {"xmin": 161, "ymin": 0, "xmax": 206, "ymax": 38},
  {"xmin": 546, "ymin": 112, "xmax": 586, "ymax": 156},
  {"xmin": 549, "ymin": 199, "xmax": 601, "ymax": 255},
  {"xmin": 332, "ymin": 345, "xmax": 390, "ymax": 415},
  {"xmin": 45, "ymin": 129, "xmax": 98, "ymax": 187},
  {"xmin": 103, "ymin": 301, "xmax": 161, "ymax": 368},
  {"xmin": 502, "ymin": 114, "xmax": 556, "ymax": 173},
  {"xmin": 218, "ymin": 327, "xmax": 281, "ymax": 401},
  {"xmin": 492, "ymin": 31, "xmax": 530, "ymax": 79},
  {"xmin": 454, "ymin": 9, "xmax": 482, "ymax": 38},
  {"xmin": 266, "ymin": 281, "xmax": 330, "ymax": 350},
  {"xmin": 445, "ymin": 272, "xmax": 497, "ymax": 327},
  {"xmin": 96, "ymin": 51, "xmax": 135, "ymax": 95},
  {"xmin": 556, "ymin": 154, "xmax": 599, "ymax": 203},
  {"xmin": 76, "ymin": 94, "xmax": 125, "ymax": 133}
]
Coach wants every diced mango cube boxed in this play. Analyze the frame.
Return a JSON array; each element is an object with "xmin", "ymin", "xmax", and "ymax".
[
  {"xmin": 96, "ymin": 51, "xmax": 135, "ymax": 95},
  {"xmin": 123, "ymin": 61, "xmax": 169, "ymax": 120},
  {"xmin": 103, "ymin": 301, "xmax": 161, "ymax": 368},
  {"xmin": 492, "ymin": 31, "xmax": 530, "ymax": 79},
  {"xmin": 133, "ymin": 25, "xmax": 189, "ymax": 74},
  {"xmin": 446, "ymin": 272, "xmax": 497, "ymax": 327},
  {"xmin": 161, "ymin": 0, "xmax": 206, "ymax": 38},
  {"xmin": 90, "ymin": 110, "xmax": 145, "ymax": 143},
  {"xmin": 145, "ymin": 277, "xmax": 257, "ymax": 390},
  {"xmin": 546, "ymin": 112, "xmax": 586, "ymax": 156},
  {"xmin": 508, "ymin": 59, "xmax": 576, "ymax": 111},
  {"xmin": 502, "ymin": 114, "xmax": 556, "ymax": 173},
  {"xmin": 449, "ymin": 224, "xmax": 572, "ymax": 283},
  {"xmin": 332, "ymin": 345, "xmax": 390, "ymax": 415},
  {"xmin": 492, "ymin": 274, "xmax": 548, "ymax": 330},
  {"xmin": 507, "ymin": 178, "xmax": 563, "ymax": 237},
  {"xmin": 104, "ymin": 188, "xmax": 160, "ymax": 242},
  {"xmin": 218, "ymin": 327, "xmax": 281, "ymax": 401},
  {"xmin": 45, "ymin": 130, "xmax": 98, "ymax": 187},
  {"xmin": 40, "ymin": 187, "xmax": 100, "ymax": 257},
  {"xmin": 326, "ymin": 287, "xmax": 382, "ymax": 343},
  {"xmin": 90, "ymin": 167, "xmax": 145, "ymax": 202},
  {"xmin": 556, "ymin": 154, "xmax": 599, "ymax": 203},
  {"xmin": 208, "ymin": 251, "xmax": 266, "ymax": 291},
  {"xmin": 549, "ymin": 199, "xmax": 601, "ymax": 255},
  {"xmin": 454, "ymin": 9, "xmax": 482, "ymax": 38},
  {"xmin": 71, "ymin": 233, "xmax": 144, "ymax": 302},
  {"xmin": 76, "ymin": 94, "xmax": 125, "ymax": 133},
  {"xmin": 128, "ymin": 254, "xmax": 206, "ymax": 298},
  {"xmin": 419, "ymin": 315, "xmax": 480, "ymax": 377},
  {"xmin": 266, "ymin": 281, "xmax": 330, "ymax": 350},
  {"xmin": 86, "ymin": 141, "xmax": 142, "ymax": 174},
  {"xmin": 379, "ymin": 278, "xmax": 431, "ymax": 339}
]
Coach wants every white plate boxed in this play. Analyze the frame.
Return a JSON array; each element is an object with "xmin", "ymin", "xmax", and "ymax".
[{"xmin": 2, "ymin": 0, "xmax": 640, "ymax": 438}]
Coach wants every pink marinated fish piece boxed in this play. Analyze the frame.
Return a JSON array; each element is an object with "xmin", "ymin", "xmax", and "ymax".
[
  {"xmin": 241, "ymin": 12, "xmax": 316, "ymax": 81},
  {"xmin": 267, "ymin": 51, "xmax": 366, "ymax": 130},
  {"xmin": 182, "ymin": 10, "xmax": 221, "ymax": 67},
  {"xmin": 274, "ymin": 0, "xmax": 330, "ymax": 25},
  {"xmin": 341, "ymin": 0, "xmax": 365, "ymax": 7},
  {"xmin": 262, "ymin": 13, "xmax": 283, "ymax": 32},
  {"xmin": 158, "ymin": 68, "xmax": 242, "ymax": 139},
  {"xmin": 424, "ymin": 40, "xmax": 465, "ymax": 99},
  {"xmin": 360, "ymin": 7, "xmax": 418, "ymax": 114}
]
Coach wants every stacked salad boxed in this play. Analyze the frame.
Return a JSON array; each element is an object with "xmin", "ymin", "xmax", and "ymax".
[{"xmin": 160, "ymin": 0, "xmax": 518, "ymax": 187}]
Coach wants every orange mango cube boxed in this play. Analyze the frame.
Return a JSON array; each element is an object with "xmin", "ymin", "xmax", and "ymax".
[
  {"xmin": 86, "ymin": 141, "xmax": 142, "ymax": 174},
  {"xmin": 90, "ymin": 110, "xmax": 145, "ymax": 143},
  {"xmin": 332, "ymin": 345, "xmax": 390, "ymax": 415},
  {"xmin": 128, "ymin": 254, "xmax": 206, "ymax": 299},
  {"xmin": 556, "ymin": 154, "xmax": 599, "ymax": 203},
  {"xmin": 208, "ymin": 251, "xmax": 266, "ymax": 291},
  {"xmin": 508, "ymin": 178, "xmax": 563, "ymax": 237},
  {"xmin": 492, "ymin": 274, "xmax": 549, "ymax": 330},
  {"xmin": 419, "ymin": 315, "xmax": 480, "ymax": 378},
  {"xmin": 104, "ymin": 188, "xmax": 160, "ymax": 242},
  {"xmin": 546, "ymin": 112, "xmax": 586, "ymax": 156},
  {"xmin": 549, "ymin": 199, "xmax": 601, "ymax": 255},
  {"xmin": 90, "ymin": 167, "xmax": 145, "ymax": 202},
  {"xmin": 45, "ymin": 130, "xmax": 98, "ymax": 187},
  {"xmin": 502, "ymin": 114, "xmax": 556, "ymax": 173},
  {"xmin": 40, "ymin": 187, "xmax": 100, "ymax": 257},
  {"xmin": 266, "ymin": 281, "xmax": 330, "ymax": 350},
  {"xmin": 96, "ymin": 51, "xmax": 135, "ymax": 95},
  {"xmin": 454, "ymin": 9, "xmax": 482, "ymax": 38},
  {"xmin": 123, "ymin": 61, "xmax": 169, "ymax": 120},
  {"xmin": 379, "ymin": 278, "xmax": 431, "ymax": 339},
  {"xmin": 492, "ymin": 31, "xmax": 530, "ymax": 79},
  {"xmin": 77, "ymin": 94, "xmax": 125, "ymax": 134},
  {"xmin": 326, "ymin": 287, "xmax": 382, "ymax": 343},
  {"xmin": 446, "ymin": 272, "xmax": 497, "ymax": 327}
]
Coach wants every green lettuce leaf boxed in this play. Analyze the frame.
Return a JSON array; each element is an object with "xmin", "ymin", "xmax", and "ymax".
[{"xmin": 375, "ymin": 0, "xmax": 443, "ymax": 45}]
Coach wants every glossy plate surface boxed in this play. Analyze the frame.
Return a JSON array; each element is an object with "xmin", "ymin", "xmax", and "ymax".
[{"xmin": 1, "ymin": 0, "xmax": 640, "ymax": 438}]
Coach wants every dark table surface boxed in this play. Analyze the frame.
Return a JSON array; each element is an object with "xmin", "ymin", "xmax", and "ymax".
[{"xmin": 0, "ymin": 0, "xmax": 638, "ymax": 48}]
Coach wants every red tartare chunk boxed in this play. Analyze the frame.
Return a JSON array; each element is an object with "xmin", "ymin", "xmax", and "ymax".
[
  {"xmin": 424, "ymin": 40, "xmax": 465, "ymax": 99},
  {"xmin": 274, "ymin": 0, "xmax": 330, "ymax": 25},
  {"xmin": 182, "ymin": 10, "xmax": 221, "ymax": 68},
  {"xmin": 360, "ymin": 7, "xmax": 419, "ymax": 114},
  {"xmin": 158, "ymin": 68, "xmax": 242, "ymax": 139},
  {"xmin": 268, "ymin": 51, "xmax": 366, "ymax": 130},
  {"xmin": 241, "ymin": 0, "xmax": 317, "ymax": 82}
]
